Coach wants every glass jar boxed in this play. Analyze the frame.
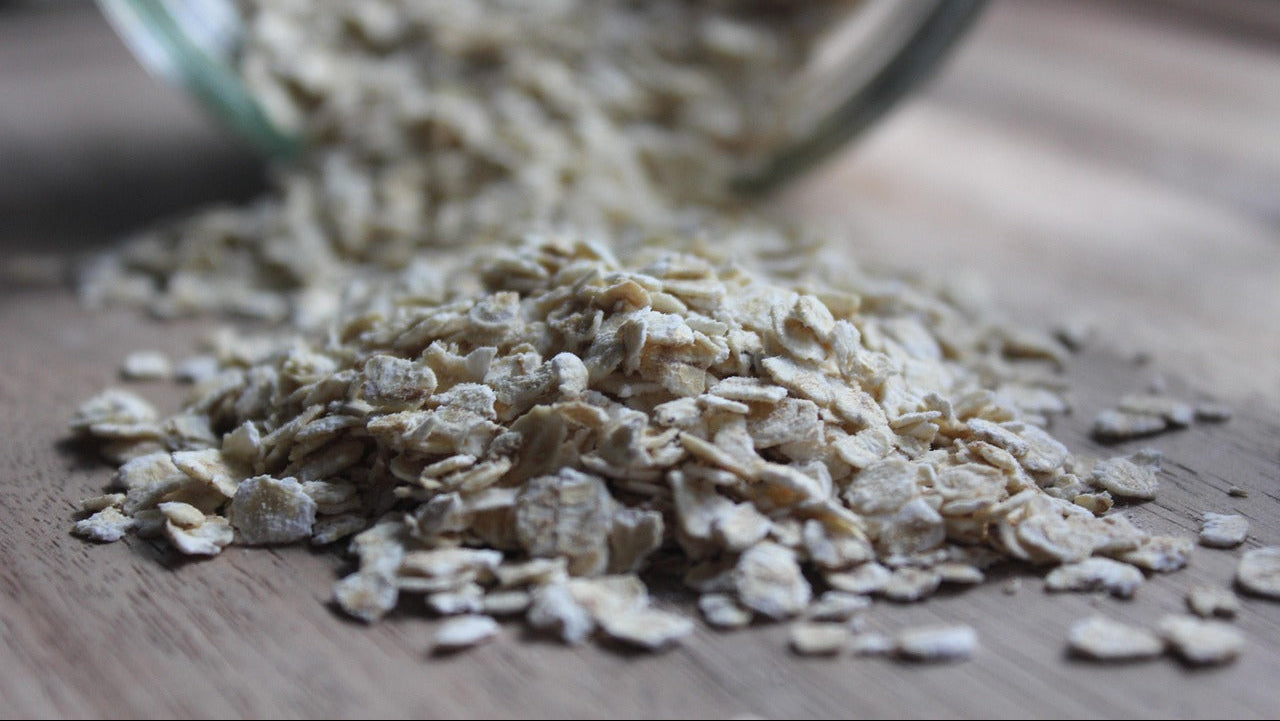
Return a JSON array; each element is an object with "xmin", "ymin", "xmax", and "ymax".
[{"xmin": 98, "ymin": 0, "xmax": 985, "ymax": 193}]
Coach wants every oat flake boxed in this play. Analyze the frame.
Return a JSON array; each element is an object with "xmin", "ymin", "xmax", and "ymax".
[
  {"xmin": 1066, "ymin": 616, "xmax": 1163, "ymax": 662},
  {"xmin": 1236, "ymin": 547, "xmax": 1280, "ymax": 599},
  {"xmin": 895, "ymin": 625, "xmax": 977, "ymax": 662}
]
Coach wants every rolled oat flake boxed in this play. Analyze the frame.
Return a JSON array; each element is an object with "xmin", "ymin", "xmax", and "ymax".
[{"xmin": 1237, "ymin": 547, "xmax": 1280, "ymax": 599}]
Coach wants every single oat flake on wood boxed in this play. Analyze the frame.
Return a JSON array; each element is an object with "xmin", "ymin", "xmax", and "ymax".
[
  {"xmin": 1044, "ymin": 558, "xmax": 1144, "ymax": 599},
  {"xmin": 434, "ymin": 615, "xmax": 500, "ymax": 651},
  {"xmin": 1186, "ymin": 585, "xmax": 1240, "ymax": 619},
  {"xmin": 1236, "ymin": 547, "xmax": 1280, "ymax": 599},
  {"xmin": 1066, "ymin": 616, "xmax": 1163, "ymax": 662},
  {"xmin": 895, "ymin": 625, "xmax": 978, "ymax": 662},
  {"xmin": 1199, "ymin": 512, "xmax": 1248, "ymax": 548},
  {"xmin": 1158, "ymin": 615, "xmax": 1244, "ymax": 666}
]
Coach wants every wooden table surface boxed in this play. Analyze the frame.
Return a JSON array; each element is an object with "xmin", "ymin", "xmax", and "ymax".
[{"xmin": 2, "ymin": 1, "xmax": 1279, "ymax": 718}]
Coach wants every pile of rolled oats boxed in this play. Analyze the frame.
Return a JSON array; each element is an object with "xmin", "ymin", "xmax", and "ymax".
[
  {"xmin": 71, "ymin": 232, "xmax": 1253, "ymax": 659},
  {"xmin": 71, "ymin": 0, "xmax": 1269, "ymax": 663}
]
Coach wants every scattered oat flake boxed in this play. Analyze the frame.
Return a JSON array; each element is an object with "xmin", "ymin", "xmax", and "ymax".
[
  {"xmin": 1071, "ymin": 492, "xmax": 1112, "ymax": 515},
  {"xmin": 699, "ymin": 593, "xmax": 754, "ymax": 629},
  {"xmin": 849, "ymin": 632, "xmax": 895, "ymax": 657},
  {"xmin": 824, "ymin": 563, "xmax": 892, "ymax": 595},
  {"xmin": 72, "ymin": 506, "xmax": 135, "ymax": 543},
  {"xmin": 1014, "ymin": 512, "xmax": 1093, "ymax": 565},
  {"xmin": 805, "ymin": 591, "xmax": 871, "ymax": 622},
  {"xmin": 481, "ymin": 590, "xmax": 532, "ymax": 617},
  {"xmin": 1117, "ymin": 394, "xmax": 1194, "ymax": 428},
  {"xmin": 1186, "ymin": 585, "xmax": 1240, "ymax": 619},
  {"xmin": 790, "ymin": 622, "xmax": 851, "ymax": 656},
  {"xmin": 171, "ymin": 449, "xmax": 240, "ymax": 498},
  {"xmin": 598, "ymin": 607, "xmax": 694, "ymax": 650},
  {"xmin": 1044, "ymin": 558, "xmax": 1144, "ymax": 599},
  {"xmin": 174, "ymin": 355, "xmax": 220, "ymax": 383},
  {"xmin": 427, "ymin": 585, "xmax": 485, "ymax": 616},
  {"xmin": 493, "ymin": 558, "xmax": 568, "ymax": 589},
  {"xmin": 1066, "ymin": 616, "xmax": 1162, "ymax": 662},
  {"xmin": 567, "ymin": 575, "xmax": 649, "ymax": 621},
  {"xmin": 166, "ymin": 516, "xmax": 234, "ymax": 556},
  {"xmin": 71, "ymin": 388, "xmax": 157, "ymax": 433},
  {"xmin": 1091, "ymin": 410, "xmax": 1168, "ymax": 441},
  {"xmin": 334, "ymin": 572, "xmax": 399, "ymax": 624},
  {"xmin": 515, "ymin": 468, "xmax": 614, "ymax": 577},
  {"xmin": 120, "ymin": 351, "xmax": 172, "ymax": 381},
  {"xmin": 1236, "ymin": 547, "xmax": 1280, "ymax": 599},
  {"xmin": 1091, "ymin": 457, "xmax": 1159, "ymax": 500},
  {"xmin": 895, "ymin": 625, "xmax": 977, "ymax": 662},
  {"xmin": 157, "ymin": 501, "xmax": 206, "ymax": 528},
  {"xmin": 1158, "ymin": 615, "xmax": 1243, "ymax": 666},
  {"xmin": 434, "ymin": 614, "xmax": 500, "ymax": 651},
  {"xmin": 879, "ymin": 567, "xmax": 941, "ymax": 603},
  {"xmin": 527, "ymin": 583, "xmax": 595, "ymax": 645},
  {"xmin": 78, "ymin": 493, "xmax": 126, "ymax": 513},
  {"xmin": 228, "ymin": 475, "xmax": 317, "ymax": 545},
  {"xmin": 734, "ymin": 542, "xmax": 811, "ymax": 620},
  {"xmin": 714, "ymin": 503, "xmax": 773, "ymax": 553},
  {"xmin": 1199, "ymin": 513, "xmax": 1248, "ymax": 548},
  {"xmin": 402, "ymin": 548, "xmax": 503, "ymax": 579},
  {"xmin": 1116, "ymin": 535, "xmax": 1193, "ymax": 573}
]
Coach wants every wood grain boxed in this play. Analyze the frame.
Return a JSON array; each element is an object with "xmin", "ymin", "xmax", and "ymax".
[{"xmin": 2, "ymin": 1, "xmax": 1279, "ymax": 718}]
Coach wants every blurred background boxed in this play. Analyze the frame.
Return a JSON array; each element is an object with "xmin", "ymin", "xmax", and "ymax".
[{"xmin": 2, "ymin": 0, "xmax": 1279, "ymax": 398}]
